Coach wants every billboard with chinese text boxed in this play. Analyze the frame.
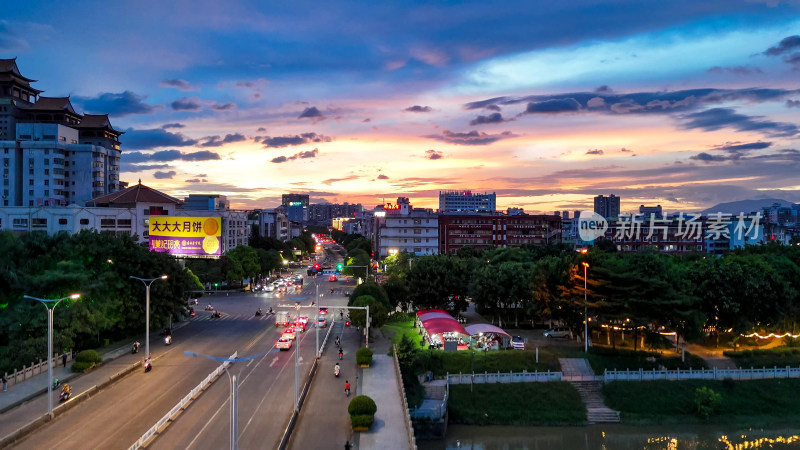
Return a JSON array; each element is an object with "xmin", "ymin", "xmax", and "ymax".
[{"xmin": 148, "ymin": 216, "xmax": 222, "ymax": 258}]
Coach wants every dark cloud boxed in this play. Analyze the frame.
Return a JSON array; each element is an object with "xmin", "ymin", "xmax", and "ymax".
[
  {"xmin": 716, "ymin": 141, "xmax": 772, "ymax": 152},
  {"xmin": 377, "ymin": 174, "xmax": 389, "ymax": 180},
  {"xmin": 425, "ymin": 150, "xmax": 443, "ymax": 160},
  {"xmin": 161, "ymin": 123, "xmax": 185, "ymax": 129},
  {"xmin": 586, "ymin": 149, "xmax": 604, "ymax": 155},
  {"xmin": 764, "ymin": 35, "xmax": 800, "ymax": 56},
  {"xmin": 788, "ymin": 100, "xmax": 800, "ymax": 108},
  {"xmin": 595, "ymin": 85, "xmax": 613, "ymax": 93},
  {"xmin": 212, "ymin": 102, "xmax": 236, "ymax": 111},
  {"xmin": 298, "ymin": 106, "xmax": 324, "ymax": 120},
  {"xmin": 690, "ymin": 152, "xmax": 728, "ymax": 162},
  {"xmin": 171, "ymin": 97, "xmax": 202, "ymax": 111},
  {"xmin": 123, "ymin": 149, "xmax": 220, "ymax": 162},
  {"xmin": 270, "ymin": 148, "xmax": 320, "ymax": 163},
  {"xmin": 427, "ymin": 130, "xmax": 515, "ymax": 146},
  {"xmin": 122, "ymin": 128, "xmax": 198, "ymax": 150},
  {"xmin": 469, "ymin": 112, "xmax": 505, "ymax": 125},
  {"xmin": 160, "ymin": 79, "xmax": 198, "ymax": 91},
  {"xmin": 525, "ymin": 98, "xmax": 582, "ymax": 114},
  {"xmin": 185, "ymin": 178, "xmax": 208, "ymax": 183},
  {"xmin": 257, "ymin": 127, "xmax": 267, "ymax": 132},
  {"xmin": 707, "ymin": 65, "xmax": 763, "ymax": 75},
  {"xmin": 620, "ymin": 148, "xmax": 632, "ymax": 153},
  {"xmin": 200, "ymin": 133, "xmax": 247, "ymax": 147},
  {"xmin": 153, "ymin": 170, "xmax": 176, "ymax": 179},
  {"xmin": 405, "ymin": 105, "xmax": 432, "ymax": 113},
  {"xmin": 259, "ymin": 132, "xmax": 332, "ymax": 148},
  {"xmin": 362, "ymin": 118, "xmax": 371, "ymax": 123},
  {"xmin": 74, "ymin": 91, "xmax": 156, "ymax": 117},
  {"xmin": 195, "ymin": 173, "xmax": 208, "ymax": 177},
  {"xmin": 785, "ymin": 53, "xmax": 800, "ymax": 68},
  {"xmin": 124, "ymin": 163, "xmax": 169, "ymax": 171},
  {"xmin": 466, "ymin": 88, "xmax": 800, "ymax": 117},
  {"xmin": 681, "ymin": 108, "xmax": 799, "ymax": 137}
]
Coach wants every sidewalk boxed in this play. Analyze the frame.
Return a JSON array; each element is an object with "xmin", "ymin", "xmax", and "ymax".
[{"xmin": 356, "ymin": 331, "xmax": 412, "ymax": 450}]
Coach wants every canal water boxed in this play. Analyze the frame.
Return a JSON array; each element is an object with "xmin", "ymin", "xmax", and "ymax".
[{"xmin": 418, "ymin": 424, "xmax": 800, "ymax": 449}]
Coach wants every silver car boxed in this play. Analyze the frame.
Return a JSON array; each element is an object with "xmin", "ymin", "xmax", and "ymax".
[{"xmin": 543, "ymin": 327, "xmax": 572, "ymax": 338}]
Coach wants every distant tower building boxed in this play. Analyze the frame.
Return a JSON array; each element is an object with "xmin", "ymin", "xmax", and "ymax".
[
  {"xmin": 439, "ymin": 190, "xmax": 496, "ymax": 214},
  {"xmin": 639, "ymin": 204, "xmax": 663, "ymax": 219},
  {"xmin": 554, "ymin": 210, "xmax": 561, "ymax": 217},
  {"xmin": 281, "ymin": 193, "xmax": 309, "ymax": 223},
  {"xmin": 594, "ymin": 194, "xmax": 620, "ymax": 219},
  {"xmin": 562, "ymin": 211, "xmax": 569, "ymax": 220}
]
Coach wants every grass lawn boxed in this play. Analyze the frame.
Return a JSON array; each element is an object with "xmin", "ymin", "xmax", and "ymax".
[
  {"xmin": 448, "ymin": 382, "xmax": 586, "ymax": 425},
  {"xmin": 603, "ymin": 378, "xmax": 800, "ymax": 425},
  {"xmin": 554, "ymin": 346, "xmax": 708, "ymax": 374},
  {"xmin": 724, "ymin": 347, "xmax": 800, "ymax": 368}
]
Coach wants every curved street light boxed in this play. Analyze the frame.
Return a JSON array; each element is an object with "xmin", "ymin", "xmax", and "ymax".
[
  {"xmin": 130, "ymin": 275, "xmax": 168, "ymax": 360},
  {"xmin": 582, "ymin": 262, "xmax": 589, "ymax": 352},
  {"xmin": 23, "ymin": 293, "xmax": 80, "ymax": 419}
]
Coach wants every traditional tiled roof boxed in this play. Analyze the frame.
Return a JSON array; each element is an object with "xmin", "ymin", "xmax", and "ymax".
[
  {"xmin": 0, "ymin": 58, "xmax": 43, "ymax": 93},
  {"xmin": 31, "ymin": 96, "xmax": 78, "ymax": 114},
  {"xmin": 76, "ymin": 114, "xmax": 124, "ymax": 134},
  {"xmin": 87, "ymin": 181, "xmax": 182, "ymax": 206}
]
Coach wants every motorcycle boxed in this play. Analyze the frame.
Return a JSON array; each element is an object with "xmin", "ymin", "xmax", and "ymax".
[
  {"xmin": 212, "ymin": 311, "xmax": 222, "ymax": 318},
  {"xmin": 268, "ymin": 307, "xmax": 273, "ymax": 314},
  {"xmin": 334, "ymin": 364, "xmax": 340, "ymax": 377},
  {"xmin": 132, "ymin": 342, "xmax": 140, "ymax": 354},
  {"xmin": 255, "ymin": 310, "xmax": 263, "ymax": 317},
  {"xmin": 143, "ymin": 359, "xmax": 152, "ymax": 373},
  {"xmin": 205, "ymin": 305, "xmax": 214, "ymax": 311},
  {"xmin": 59, "ymin": 389, "xmax": 71, "ymax": 403},
  {"xmin": 164, "ymin": 335, "xmax": 172, "ymax": 345}
]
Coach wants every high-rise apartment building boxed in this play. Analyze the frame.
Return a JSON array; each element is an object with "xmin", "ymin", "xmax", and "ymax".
[
  {"xmin": 439, "ymin": 190, "xmax": 496, "ymax": 214},
  {"xmin": 1, "ymin": 59, "xmax": 122, "ymax": 207},
  {"xmin": 593, "ymin": 194, "xmax": 620, "ymax": 219},
  {"xmin": 639, "ymin": 204, "xmax": 663, "ymax": 219},
  {"xmin": 281, "ymin": 193, "xmax": 309, "ymax": 223},
  {"xmin": 307, "ymin": 202, "xmax": 363, "ymax": 226}
]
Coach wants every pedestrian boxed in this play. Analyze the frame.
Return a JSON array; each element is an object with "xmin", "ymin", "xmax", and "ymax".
[
  {"xmin": 344, "ymin": 379, "xmax": 350, "ymax": 396},
  {"xmin": 344, "ymin": 441, "xmax": 352, "ymax": 450},
  {"xmin": 2, "ymin": 375, "xmax": 7, "ymax": 392},
  {"xmin": 62, "ymin": 353, "xmax": 67, "ymax": 368}
]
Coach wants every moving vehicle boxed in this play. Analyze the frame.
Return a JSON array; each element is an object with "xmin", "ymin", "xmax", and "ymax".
[
  {"xmin": 275, "ymin": 311, "xmax": 290, "ymax": 327},
  {"xmin": 59, "ymin": 386, "xmax": 71, "ymax": 402},
  {"xmin": 319, "ymin": 307, "xmax": 328, "ymax": 315},
  {"xmin": 317, "ymin": 317, "xmax": 327, "ymax": 328},
  {"xmin": 328, "ymin": 275, "xmax": 337, "ymax": 282},
  {"xmin": 164, "ymin": 335, "xmax": 172, "ymax": 345},
  {"xmin": 282, "ymin": 327, "xmax": 296, "ymax": 340},
  {"xmin": 543, "ymin": 327, "xmax": 572, "ymax": 338},
  {"xmin": 334, "ymin": 363, "xmax": 340, "ymax": 377},
  {"xmin": 211, "ymin": 311, "xmax": 222, "ymax": 318},
  {"xmin": 276, "ymin": 337, "xmax": 292, "ymax": 351},
  {"xmin": 205, "ymin": 305, "xmax": 214, "ymax": 311}
]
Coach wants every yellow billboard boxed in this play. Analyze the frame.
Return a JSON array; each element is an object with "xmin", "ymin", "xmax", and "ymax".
[{"xmin": 148, "ymin": 216, "xmax": 222, "ymax": 258}]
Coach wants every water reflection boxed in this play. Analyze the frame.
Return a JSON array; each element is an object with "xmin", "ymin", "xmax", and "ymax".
[{"xmin": 417, "ymin": 425, "xmax": 800, "ymax": 450}]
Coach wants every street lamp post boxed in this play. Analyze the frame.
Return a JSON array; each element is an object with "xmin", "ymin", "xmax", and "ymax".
[
  {"xmin": 23, "ymin": 293, "xmax": 80, "ymax": 419},
  {"xmin": 582, "ymin": 262, "xmax": 589, "ymax": 353},
  {"xmin": 184, "ymin": 351, "xmax": 243, "ymax": 449},
  {"xmin": 130, "ymin": 275, "xmax": 168, "ymax": 360}
]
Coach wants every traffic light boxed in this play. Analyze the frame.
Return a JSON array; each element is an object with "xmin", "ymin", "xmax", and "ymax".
[
  {"xmin": 314, "ymin": 264, "xmax": 320, "ymax": 272},
  {"xmin": 336, "ymin": 263, "xmax": 343, "ymax": 273}
]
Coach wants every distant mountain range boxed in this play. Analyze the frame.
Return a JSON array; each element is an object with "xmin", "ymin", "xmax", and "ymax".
[{"xmin": 702, "ymin": 198, "xmax": 795, "ymax": 215}]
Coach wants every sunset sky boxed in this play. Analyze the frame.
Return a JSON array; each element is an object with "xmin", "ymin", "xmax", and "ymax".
[{"xmin": 3, "ymin": 0, "xmax": 800, "ymax": 213}]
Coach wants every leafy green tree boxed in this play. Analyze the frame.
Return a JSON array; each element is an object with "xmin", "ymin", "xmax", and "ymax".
[
  {"xmin": 349, "ymin": 281, "xmax": 390, "ymax": 308},
  {"xmin": 349, "ymin": 295, "xmax": 390, "ymax": 329},
  {"xmin": 406, "ymin": 255, "xmax": 469, "ymax": 312},
  {"xmin": 225, "ymin": 245, "xmax": 261, "ymax": 282}
]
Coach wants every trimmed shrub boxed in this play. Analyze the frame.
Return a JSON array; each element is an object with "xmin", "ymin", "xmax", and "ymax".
[
  {"xmin": 350, "ymin": 414, "xmax": 374, "ymax": 429},
  {"xmin": 71, "ymin": 361, "xmax": 94, "ymax": 373},
  {"xmin": 356, "ymin": 347, "xmax": 373, "ymax": 366},
  {"xmin": 694, "ymin": 386, "xmax": 722, "ymax": 421},
  {"xmin": 75, "ymin": 349, "xmax": 102, "ymax": 364},
  {"xmin": 348, "ymin": 395, "xmax": 377, "ymax": 416}
]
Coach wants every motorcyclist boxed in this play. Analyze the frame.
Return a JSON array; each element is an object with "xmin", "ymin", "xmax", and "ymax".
[
  {"xmin": 132, "ymin": 341, "xmax": 140, "ymax": 353},
  {"xmin": 62, "ymin": 383, "xmax": 71, "ymax": 395},
  {"xmin": 269, "ymin": 307, "xmax": 273, "ymax": 314},
  {"xmin": 334, "ymin": 363, "xmax": 340, "ymax": 377},
  {"xmin": 256, "ymin": 308, "xmax": 262, "ymax": 316},
  {"xmin": 335, "ymin": 336, "xmax": 340, "ymax": 347},
  {"xmin": 339, "ymin": 348, "xmax": 343, "ymax": 360}
]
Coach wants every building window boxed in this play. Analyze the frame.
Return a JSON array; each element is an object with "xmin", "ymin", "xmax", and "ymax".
[
  {"xmin": 58, "ymin": 218, "xmax": 68, "ymax": 225},
  {"xmin": 118, "ymin": 219, "xmax": 132, "ymax": 228},
  {"xmin": 100, "ymin": 218, "xmax": 116, "ymax": 228},
  {"xmin": 13, "ymin": 218, "xmax": 29, "ymax": 228},
  {"xmin": 32, "ymin": 218, "xmax": 47, "ymax": 228},
  {"xmin": 80, "ymin": 218, "xmax": 89, "ymax": 225}
]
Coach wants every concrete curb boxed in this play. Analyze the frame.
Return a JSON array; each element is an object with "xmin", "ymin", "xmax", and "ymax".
[{"xmin": 277, "ymin": 359, "xmax": 318, "ymax": 450}]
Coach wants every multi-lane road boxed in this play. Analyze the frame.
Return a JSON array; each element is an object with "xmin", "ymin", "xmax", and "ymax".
[{"xmin": 9, "ymin": 267, "xmax": 354, "ymax": 449}]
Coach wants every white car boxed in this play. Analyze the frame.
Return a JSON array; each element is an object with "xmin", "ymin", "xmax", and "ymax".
[
  {"xmin": 544, "ymin": 327, "xmax": 572, "ymax": 338},
  {"xmin": 276, "ymin": 337, "xmax": 292, "ymax": 351},
  {"xmin": 265, "ymin": 284, "xmax": 275, "ymax": 292}
]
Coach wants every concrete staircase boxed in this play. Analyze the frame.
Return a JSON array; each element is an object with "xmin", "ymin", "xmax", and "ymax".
[{"xmin": 571, "ymin": 381, "xmax": 620, "ymax": 423}]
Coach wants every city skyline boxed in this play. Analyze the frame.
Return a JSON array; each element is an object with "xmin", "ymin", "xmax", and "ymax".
[{"xmin": 2, "ymin": 1, "xmax": 799, "ymax": 213}]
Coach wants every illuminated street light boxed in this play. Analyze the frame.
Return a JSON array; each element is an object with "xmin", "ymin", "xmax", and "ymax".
[
  {"xmin": 130, "ymin": 275, "xmax": 168, "ymax": 360},
  {"xmin": 23, "ymin": 293, "xmax": 81, "ymax": 419},
  {"xmin": 582, "ymin": 262, "xmax": 589, "ymax": 352}
]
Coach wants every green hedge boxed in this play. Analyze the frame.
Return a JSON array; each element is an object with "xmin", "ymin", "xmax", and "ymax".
[
  {"xmin": 356, "ymin": 347, "xmax": 373, "ymax": 366},
  {"xmin": 586, "ymin": 346, "xmax": 707, "ymax": 374},
  {"xmin": 348, "ymin": 395, "xmax": 377, "ymax": 416},
  {"xmin": 71, "ymin": 361, "xmax": 94, "ymax": 373},
  {"xmin": 722, "ymin": 347, "xmax": 800, "ymax": 368},
  {"xmin": 75, "ymin": 349, "xmax": 102, "ymax": 364}
]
